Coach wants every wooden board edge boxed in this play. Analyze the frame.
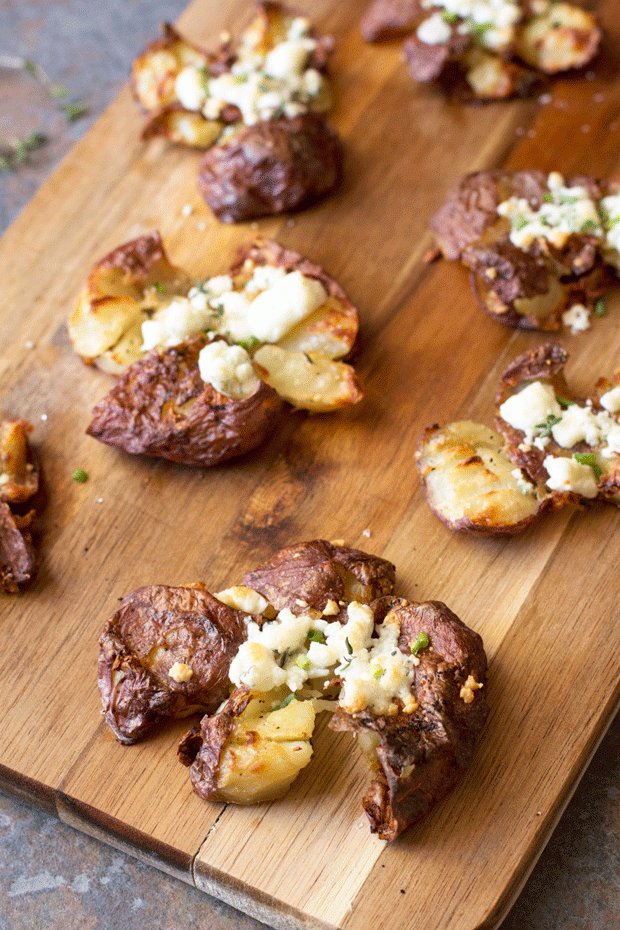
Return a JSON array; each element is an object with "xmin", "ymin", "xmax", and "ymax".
[
  {"xmin": 56, "ymin": 790, "xmax": 194, "ymax": 886},
  {"xmin": 0, "ymin": 762, "xmax": 57, "ymax": 816},
  {"xmin": 193, "ymin": 853, "xmax": 339, "ymax": 930},
  {"xmin": 480, "ymin": 689, "xmax": 620, "ymax": 930}
]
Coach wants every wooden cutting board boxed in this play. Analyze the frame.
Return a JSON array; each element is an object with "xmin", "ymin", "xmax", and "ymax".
[{"xmin": 1, "ymin": 1, "xmax": 620, "ymax": 928}]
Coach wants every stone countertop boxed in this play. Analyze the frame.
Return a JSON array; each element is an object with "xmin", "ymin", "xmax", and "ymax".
[{"xmin": 0, "ymin": 2, "xmax": 619, "ymax": 929}]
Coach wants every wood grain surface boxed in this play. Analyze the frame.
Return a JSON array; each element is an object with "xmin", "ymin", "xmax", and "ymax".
[{"xmin": 1, "ymin": 1, "xmax": 620, "ymax": 928}]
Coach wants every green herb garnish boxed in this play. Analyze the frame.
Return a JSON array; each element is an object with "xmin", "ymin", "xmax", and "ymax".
[
  {"xmin": 238, "ymin": 335, "xmax": 260, "ymax": 352},
  {"xmin": 535, "ymin": 413, "xmax": 562, "ymax": 437},
  {"xmin": 72, "ymin": 468, "xmax": 88, "ymax": 483},
  {"xmin": 595, "ymin": 298, "xmax": 606, "ymax": 317},
  {"xmin": 467, "ymin": 19, "xmax": 492, "ymax": 38},
  {"xmin": 152, "ymin": 281, "xmax": 166, "ymax": 294},
  {"xmin": 272, "ymin": 693, "xmax": 295, "ymax": 712},
  {"xmin": 372, "ymin": 666, "xmax": 384, "ymax": 680},
  {"xmin": 514, "ymin": 216, "xmax": 529, "ymax": 231},
  {"xmin": 307, "ymin": 629, "xmax": 325, "ymax": 643},
  {"xmin": 441, "ymin": 10, "xmax": 459, "ymax": 23},
  {"xmin": 345, "ymin": 637, "xmax": 353, "ymax": 655},
  {"xmin": 212, "ymin": 303, "xmax": 225, "ymax": 319},
  {"xmin": 411, "ymin": 631, "xmax": 430, "ymax": 655},
  {"xmin": 295, "ymin": 654, "xmax": 311, "ymax": 671},
  {"xmin": 0, "ymin": 131, "xmax": 47, "ymax": 171},
  {"xmin": 61, "ymin": 101, "xmax": 88, "ymax": 122},
  {"xmin": 556, "ymin": 396, "xmax": 574, "ymax": 408},
  {"xmin": 542, "ymin": 192, "xmax": 554, "ymax": 204},
  {"xmin": 580, "ymin": 219, "xmax": 599, "ymax": 234},
  {"xmin": 573, "ymin": 452, "xmax": 602, "ymax": 480}
]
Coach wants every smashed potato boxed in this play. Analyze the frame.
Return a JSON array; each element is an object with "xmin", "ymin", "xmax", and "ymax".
[
  {"xmin": 132, "ymin": 2, "xmax": 343, "ymax": 221},
  {"xmin": 0, "ymin": 420, "xmax": 41, "ymax": 592},
  {"xmin": 432, "ymin": 170, "xmax": 619, "ymax": 331},
  {"xmin": 72, "ymin": 235, "xmax": 362, "ymax": 468},
  {"xmin": 100, "ymin": 541, "xmax": 487, "ymax": 840},
  {"xmin": 416, "ymin": 344, "xmax": 620, "ymax": 535},
  {"xmin": 361, "ymin": 0, "xmax": 601, "ymax": 100}
]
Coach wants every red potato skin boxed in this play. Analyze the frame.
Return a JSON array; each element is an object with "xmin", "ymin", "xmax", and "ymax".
[
  {"xmin": 98, "ymin": 584, "xmax": 249, "ymax": 744},
  {"xmin": 331, "ymin": 597, "xmax": 488, "ymax": 841},
  {"xmin": 86, "ymin": 336, "xmax": 286, "ymax": 467},
  {"xmin": 197, "ymin": 113, "xmax": 343, "ymax": 223},
  {"xmin": 0, "ymin": 419, "xmax": 41, "ymax": 592},
  {"xmin": 361, "ymin": 0, "xmax": 424, "ymax": 42},
  {"xmin": 242, "ymin": 539, "xmax": 396, "ymax": 616}
]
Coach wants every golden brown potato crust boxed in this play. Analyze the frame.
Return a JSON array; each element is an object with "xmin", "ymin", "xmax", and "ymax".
[
  {"xmin": 86, "ymin": 336, "xmax": 286, "ymax": 467},
  {"xmin": 197, "ymin": 113, "xmax": 343, "ymax": 223},
  {"xmin": 98, "ymin": 584, "xmax": 249, "ymax": 744},
  {"xmin": 331, "ymin": 598, "xmax": 488, "ymax": 841}
]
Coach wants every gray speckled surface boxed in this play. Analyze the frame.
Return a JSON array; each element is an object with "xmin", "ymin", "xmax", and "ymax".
[{"xmin": 0, "ymin": 2, "xmax": 619, "ymax": 928}]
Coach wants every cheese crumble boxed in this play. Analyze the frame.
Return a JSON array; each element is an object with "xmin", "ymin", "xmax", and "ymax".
[
  {"xmin": 174, "ymin": 16, "xmax": 328, "ymax": 127},
  {"xmin": 417, "ymin": 0, "xmax": 520, "ymax": 50},
  {"xmin": 229, "ymin": 601, "xmax": 420, "ymax": 716},
  {"xmin": 169, "ymin": 662, "xmax": 193, "ymax": 683}
]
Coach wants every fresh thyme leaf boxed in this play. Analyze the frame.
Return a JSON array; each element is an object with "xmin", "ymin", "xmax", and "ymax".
[
  {"xmin": 152, "ymin": 281, "xmax": 166, "ymax": 294},
  {"xmin": 272, "ymin": 693, "xmax": 295, "ymax": 712},
  {"xmin": 514, "ymin": 216, "xmax": 529, "ymax": 231},
  {"xmin": 594, "ymin": 298, "xmax": 606, "ymax": 317},
  {"xmin": 307, "ymin": 629, "xmax": 325, "ymax": 643},
  {"xmin": 238, "ymin": 335, "xmax": 260, "ymax": 352},
  {"xmin": 72, "ymin": 468, "xmax": 88, "ymax": 483},
  {"xmin": 372, "ymin": 666, "xmax": 384, "ymax": 680},
  {"xmin": 441, "ymin": 10, "xmax": 459, "ymax": 23},
  {"xmin": 535, "ymin": 413, "xmax": 562, "ymax": 437},
  {"xmin": 345, "ymin": 637, "xmax": 353, "ymax": 655},
  {"xmin": 580, "ymin": 219, "xmax": 599, "ymax": 234},
  {"xmin": 62, "ymin": 101, "xmax": 88, "ymax": 122},
  {"xmin": 542, "ymin": 192, "xmax": 554, "ymax": 203},
  {"xmin": 411, "ymin": 631, "xmax": 430, "ymax": 655},
  {"xmin": 556, "ymin": 396, "xmax": 574, "ymax": 408}
]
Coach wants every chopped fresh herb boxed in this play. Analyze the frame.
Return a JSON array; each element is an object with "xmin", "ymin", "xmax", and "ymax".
[
  {"xmin": 573, "ymin": 452, "xmax": 602, "ymax": 480},
  {"xmin": 337, "ymin": 660, "xmax": 351, "ymax": 672},
  {"xmin": 199, "ymin": 67, "xmax": 211, "ymax": 91},
  {"xmin": 307, "ymin": 629, "xmax": 325, "ymax": 643},
  {"xmin": 23, "ymin": 59, "xmax": 38, "ymax": 79},
  {"xmin": 1, "ymin": 131, "xmax": 48, "ymax": 171},
  {"xmin": 595, "ymin": 298, "xmax": 606, "ymax": 317},
  {"xmin": 411, "ymin": 631, "xmax": 430, "ymax": 655},
  {"xmin": 535, "ymin": 413, "xmax": 562, "ymax": 437},
  {"xmin": 238, "ymin": 335, "xmax": 260, "ymax": 352},
  {"xmin": 513, "ymin": 216, "xmax": 529, "ymax": 231},
  {"xmin": 72, "ymin": 468, "xmax": 88, "ymax": 483},
  {"xmin": 295, "ymin": 654, "xmax": 311, "ymax": 671},
  {"xmin": 152, "ymin": 281, "xmax": 166, "ymax": 294},
  {"xmin": 345, "ymin": 636, "xmax": 353, "ymax": 655},
  {"xmin": 212, "ymin": 303, "xmax": 225, "ymax": 319},
  {"xmin": 441, "ymin": 10, "xmax": 459, "ymax": 23},
  {"xmin": 580, "ymin": 219, "xmax": 599, "ymax": 234},
  {"xmin": 467, "ymin": 19, "xmax": 492, "ymax": 38},
  {"xmin": 556, "ymin": 396, "xmax": 574, "ymax": 408},
  {"xmin": 542, "ymin": 192, "xmax": 554, "ymax": 203},
  {"xmin": 49, "ymin": 84, "xmax": 68, "ymax": 99},
  {"xmin": 61, "ymin": 101, "xmax": 88, "ymax": 122},
  {"xmin": 372, "ymin": 666, "xmax": 384, "ymax": 680},
  {"xmin": 272, "ymin": 693, "xmax": 295, "ymax": 712}
]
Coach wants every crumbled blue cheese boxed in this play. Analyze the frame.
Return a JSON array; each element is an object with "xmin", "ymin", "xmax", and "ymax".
[
  {"xmin": 197, "ymin": 342, "xmax": 259, "ymax": 398},
  {"xmin": 543, "ymin": 455, "xmax": 599, "ymax": 497},
  {"xmin": 561, "ymin": 303, "xmax": 590, "ymax": 334},
  {"xmin": 511, "ymin": 468, "xmax": 536, "ymax": 495},
  {"xmin": 497, "ymin": 172, "xmax": 602, "ymax": 250},
  {"xmin": 141, "ymin": 265, "xmax": 327, "ymax": 351},
  {"xmin": 600, "ymin": 385, "xmax": 620, "ymax": 414},
  {"xmin": 499, "ymin": 381, "xmax": 561, "ymax": 442},
  {"xmin": 229, "ymin": 601, "xmax": 419, "ymax": 716},
  {"xmin": 175, "ymin": 16, "xmax": 327, "ymax": 127},
  {"xmin": 550, "ymin": 402, "xmax": 610, "ymax": 448},
  {"xmin": 418, "ymin": 0, "xmax": 520, "ymax": 50},
  {"xmin": 600, "ymin": 192, "xmax": 620, "ymax": 270}
]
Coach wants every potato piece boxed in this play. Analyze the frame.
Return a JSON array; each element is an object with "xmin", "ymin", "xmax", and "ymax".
[
  {"xmin": 86, "ymin": 336, "xmax": 285, "ymax": 468},
  {"xmin": 142, "ymin": 105, "xmax": 224, "ymax": 149},
  {"xmin": 331, "ymin": 599, "xmax": 488, "ymax": 841},
  {"xmin": 197, "ymin": 113, "xmax": 343, "ymax": 224},
  {"xmin": 98, "ymin": 584, "xmax": 249, "ymax": 744},
  {"xmin": 68, "ymin": 232, "xmax": 189, "ymax": 368},
  {"xmin": 517, "ymin": 3, "xmax": 601, "ymax": 74},
  {"xmin": 254, "ymin": 345, "xmax": 361, "ymax": 412},
  {"xmin": 415, "ymin": 421, "xmax": 550, "ymax": 535},
  {"xmin": 0, "ymin": 420, "xmax": 38, "ymax": 504},
  {"xmin": 0, "ymin": 419, "xmax": 40, "ymax": 593},
  {"xmin": 242, "ymin": 539, "xmax": 396, "ymax": 615},
  {"xmin": 131, "ymin": 23, "xmax": 219, "ymax": 113},
  {"xmin": 187, "ymin": 690, "xmax": 316, "ymax": 803}
]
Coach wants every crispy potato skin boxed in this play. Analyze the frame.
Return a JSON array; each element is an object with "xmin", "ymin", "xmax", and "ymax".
[
  {"xmin": 242, "ymin": 539, "xmax": 396, "ymax": 616},
  {"xmin": 197, "ymin": 113, "xmax": 343, "ymax": 223},
  {"xmin": 0, "ymin": 420, "xmax": 40, "ymax": 592},
  {"xmin": 86, "ymin": 336, "xmax": 285, "ymax": 467},
  {"xmin": 361, "ymin": 0, "xmax": 423, "ymax": 42},
  {"xmin": 98, "ymin": 585, "xmax": 249, "ymax": 744},
  {"xmin": 432, "ymin": 170, "xmax": 609, "ymax": 330},
  {"xmin": 331, "ymin": 598, "xmax": 488, "ymax": 841}
]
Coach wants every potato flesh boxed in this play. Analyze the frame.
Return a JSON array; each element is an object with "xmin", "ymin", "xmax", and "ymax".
[
  {"xmin": 417, "ymin": 421, "xmax": 543, "ymax": 531},
  {"xmin": 214, "ymin": 694, "xmax": 316, "ymax": 804},
  {"xmin": 517, "ymin": 4, "xmax": 599, "ymax": 73},
  {"xmin": 254, "ymin": 345, "xmax": 361, "ymax": 412}
]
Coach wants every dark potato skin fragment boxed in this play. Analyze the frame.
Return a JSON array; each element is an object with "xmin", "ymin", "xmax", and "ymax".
[
  {"xmin": 331, "ymin": 598, "xmax": 488, "ymax": 841},
  {"xmin": 98, "ymin": 584, "xmax": 249, "ymax": 744},
  {"xmin": 197, "ymin": 113, "xmax": 343, "ymax": 223},
  {"xmin": 242, "ymin": 539, "xmax": 396, "ymax": 616},
  {"xmin": 177, "ymin": 685, "xmax": 252, "ymax": 798},
  {"xmin": 86, "ymin": 336, "xmax": 285, "ymax": 467},
  {"xmin": 0, "ymin": 420, "xmax": 41, "ymax": 592},
  {"xmin": 361, "ymin": 0, "xmax": 423, "ymax": 42}
]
